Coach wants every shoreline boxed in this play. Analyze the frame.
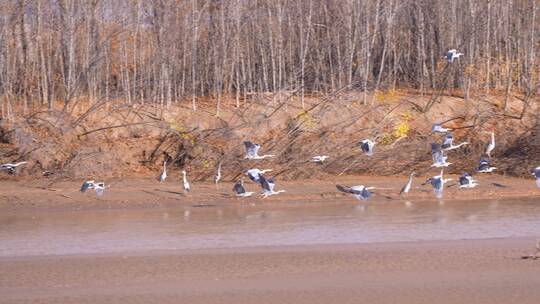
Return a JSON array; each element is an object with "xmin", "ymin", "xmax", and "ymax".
[{"xmin": 1, "ymin": 174, "xmax": 539, "ymax": 213}]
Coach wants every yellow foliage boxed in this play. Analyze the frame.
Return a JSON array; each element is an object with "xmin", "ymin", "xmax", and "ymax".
[
  {"xmin": 374, "ymin": 89, "xmax": 398, "ymax": 104},
  {"xmin": 296, "ymin": 110, "xmax": 316, "ymax": 129}
]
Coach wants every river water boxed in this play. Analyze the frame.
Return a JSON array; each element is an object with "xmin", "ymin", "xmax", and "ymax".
[{"xmin": 1, "ymin": 199, "xmax": 539, "ymax": 257}]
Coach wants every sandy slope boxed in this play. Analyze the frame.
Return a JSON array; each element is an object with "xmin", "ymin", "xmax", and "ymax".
[{"xmin": 1, "ymin": 238, "xmax": 539, "ymax": 304}]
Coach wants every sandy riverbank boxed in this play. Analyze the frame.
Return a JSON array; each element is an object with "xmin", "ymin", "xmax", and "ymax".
[
  {"xmin": 0, "ymin": 238, "xmax": 539, "ymax": 303},
  {"xmin": 1, "ymin": 174, "xmax": 539, "ymax": 213}
]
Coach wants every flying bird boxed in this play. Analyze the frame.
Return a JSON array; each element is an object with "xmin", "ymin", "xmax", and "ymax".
[
  {"xmin": 531, "ymin": 167, "xmax": 540, "ymax": 188},
  {"xmin": 0, "ymin": 161, "xmax": 28, "ymax": 173},
  {"xmin": 423, "ymin": 170, "xmax": 452, "ymax": 199},
  {"xmin": 400, "ymin": 172, "xmax": 415, "ymax": 196},
  {"xmin": 431, "ymin": 123, "xmax": 450, "ymax": 133},
  {"xmin": 336, "ymin": 184, "xmax": 374, "ymax": 201},
  {"xmin": 459, "ymin": 172, "xmax": 478, "ymax": 188},
  {"xmin": 80, "ymin": 180, "xmax": 106, "ymax": 196},
  {"xmin": 259, "ymin": 175, "xmax": 285, "ymax": 198},
  {"xmin": 359, "ymin": 139, "xmax": 374, "ymax": 156},
  {"xmin": 441, "ymin": 132, "xmax": 468, "ymax": 151},
  {"xmin": 431, "ymin": 143, "xmax": 451, "ymax": 167},
  {"xmin": 233, "ymin": 178, "xmax": 254, "ymax": 197},
  {"xmin": 159, "ymin": 160, "xmax": 167, "ymax": 183},
  {"xmin": 444, "ymin": 49, "xmax": 463, "ymax": 63},
  {"xmin": 246, "ymin": 168, "xmax": 273, "ymax": 183},
  {"xmin": 485, "ymin": 132, "xmax": 495, "ymax": 158},
  {"xmin": 310, "ymin": 155, "xmax": 329, "ymax": 163},
  {"xmin": 243, "ymin": 141, "xmax": 274, "ymax": 160},
  {"xmin": 182, "ymin": 170, "xmax": 190, "ymax": 192},
  {"xmin": 214, "ymin": 160, "xmax": 222, "ymax": 185},
  {"xmin": 476, "ymin": 157, "xmax": 496, "ymax": 173}
]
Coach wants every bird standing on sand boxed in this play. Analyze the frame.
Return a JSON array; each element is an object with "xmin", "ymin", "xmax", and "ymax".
[
  {"xmin": 431, "ymin": 123, "xmax": 450, "ymax": 133},
  {"xmin": 400, "ymin": 172, "xmax": 415, "ymax": 196},
  {"xmin": 233, "ymin": 178, "xmax": 254, "ymax": 197},
  {"xmin": 246, "ymin": 168, "xmax": 273, "ymax": 183},
  {"xmin": 214, "ymin": 161, "xmax": 222, "ymax": 186},
  {"xmin": 476, "ymin": 157, "xmax": 496, "ymax": 173},
  {"xmin": 359, "ymin": 139, "xmax": 374, "ymax": 156},
  {"xmin": 182, "ymin": 170, "xmax": 190, "ymax": 192},
  {"xmin": 444, "ymin": 49, "xmax": 463, "ymax": 63},
  {"xmin": 311, "ymin": 155, "xmax": 329, "ymax": 163},
  {"xmin": 159, "ymin": 160, "xmax": 167, "ymax": 183},
  {"xmin": 485, "ymin": 132, "xmax": 495, "ymax": 158},
  {"xmin": 531, "ymin": 167, "xmax": 540, "ymax": 188},
  {"xmin": 336, "ymin": 184, "xmax": 373, "ymax": 201},
  {"xmin": 459, "ymin": 172, "xmax": 478, "ymax": 188},
  {"xmin": 423, "ymin": 170, "xmax": 452, "ymax": 199},
  {"xmin": 441, "ymin": 132, "xmax": 468, "ymax": 151},
  {"xmin": 259, "ymin": 175, "xmax": 285, "ymax": 198},
  {"xmin": 0, "ymin": 161, "xmax": 28, "ymax": 174},
  {"xmin": 243, "ymin": 141, "xmax": 274, "ymax": 160}
]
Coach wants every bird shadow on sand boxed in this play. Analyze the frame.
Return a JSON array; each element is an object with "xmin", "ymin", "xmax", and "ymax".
[{"xmin": 153, "ymin": 189, "xmax": 186, "ymax": 196}]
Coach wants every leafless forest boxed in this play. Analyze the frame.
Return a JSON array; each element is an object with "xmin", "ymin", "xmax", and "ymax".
[{"xmin": 0, "ymin": 0, "xmax": 538, "ymax": 118}]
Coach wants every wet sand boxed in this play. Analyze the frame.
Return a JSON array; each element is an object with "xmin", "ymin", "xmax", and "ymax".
[
  {"xmin": 1, "ymin": 174, "xmax": 539, "ymax": 213},
  {"xmin": 1, "ymin": 238, "xmax": 539, "ymax": 303}
]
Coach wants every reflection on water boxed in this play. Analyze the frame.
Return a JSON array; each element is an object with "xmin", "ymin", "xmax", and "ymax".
[{"xmin": 1, "ymin": 199, "xmax": 539, "ymax": 257}]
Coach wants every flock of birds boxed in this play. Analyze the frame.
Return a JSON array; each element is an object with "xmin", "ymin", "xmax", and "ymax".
[
  {"xmin": 1, "ymin": 49, "xmax": 539, "ymax": 200},
  {"xmin": 1, "ymin": 122, "xmax": 539, "ymax": 201}
]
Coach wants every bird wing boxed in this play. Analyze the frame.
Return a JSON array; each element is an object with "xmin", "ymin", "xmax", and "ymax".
[
  {"xmin": 80, "ymin": 182, "xmax": 91, "ymax": 193},
  {"xmin": 243, "ymin": 141, "xmax": 256, "ymax": 157},
  {"xmin": 336, "ymin": 184, "xmax": 354, "ymax": 194},
  {"xmin": 432, "ymin": 150, "xmax": 445, "ymax": 164},
  {"xmin": 442, "ymin": 134, "xmax": 453, "ymax": 148},
  {"xmin": 259, "ymin": 175, "xmax": 272, "ymax": 193},
  {"xmin": 431, "ymin": 177, "xmax": 442, "ymax": 190},
  {"xmin": 233, "ymin": 181, "xmax": 245, "ymax": 194}
]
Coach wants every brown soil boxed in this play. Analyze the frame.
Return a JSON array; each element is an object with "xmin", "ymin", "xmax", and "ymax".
[{"xmin": 1, "ymin": 238, "xmax": 539, "ymax": 304}]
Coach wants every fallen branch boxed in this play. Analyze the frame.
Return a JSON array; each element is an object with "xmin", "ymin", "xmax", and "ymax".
[{"xmin": 78, "ymin": 121, "xmax": 159, "ymax": 137}]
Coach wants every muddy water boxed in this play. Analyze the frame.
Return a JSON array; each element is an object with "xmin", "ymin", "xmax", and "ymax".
[{"xmin": 1, "ymin": 199, "xmax": 539, "ymax": 257}]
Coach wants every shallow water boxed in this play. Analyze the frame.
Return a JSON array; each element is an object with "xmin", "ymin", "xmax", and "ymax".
[{"xmin": 1, "ymin": 199, "xmax": 540, "ymax": 257}]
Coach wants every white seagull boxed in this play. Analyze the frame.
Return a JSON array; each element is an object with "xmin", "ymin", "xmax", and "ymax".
[
  {"xmin": 182, "ymin": 170, "xmax": 190, "ymax": 192},
  {"xmin": 441, "ymin": 132, "xmax": 468, "ymax": 151},
  {"xmin": 476, "ymin": 157, "xmax": 496, "ymax": 173},
  {"xmin": 336, "ymin": 184, "xmax": 374, "ymax": 201},
  {"xmin": 259, "ymin": 175, "xmax": 285, "ymax": 198},
  {"xmin": 0, "ymin": 161, "xmax": 28, "ymax": 173},
  {"xmin": 530, "ymin": 167, "xmax": 540, "ymax": 188},
  {"xmin": 400, "ymin": 172, "xmax": 415, "ymax": 196},
  {"xmin": 431, "ymin": 143, "xmax": 451, "ymax": 167},
  {"xmin": 243, "ymin": 141, "xmax": 274, "ymax": 160},
  {"xmin": 310, "ymin": 155, "xmax": 329, "ymax": 163},
  {"xmin": 246, "ymin": 168, "xmax": 273, "ymax": 183},
  {"xmin": 459, "ymin": 172, "xmax": 478, "ymax": 188},
  {"xmin": 444, "ymin": 49, "xmax": 463, "ymax": 63},
  {"xmin": 159, "ymin": 160, "xmax": 167, "ymax": 183},
  {"xmin": 233, "ymin": 178, "xmax": 254, "ymax": 197},
  {"xmin": 423, "ymin": 170, "xmax": 452, "ymax": 199},
  {"xmin": 485, "ymin": 132, "xmax": 495, "ymax": 158},
  {"xmin": 431, "ymin": 123, "xmax": 451, "ymax": 133},
  {"xmin": 359, "ymin": 139, "xmax": 374, "ymax": 156}
]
